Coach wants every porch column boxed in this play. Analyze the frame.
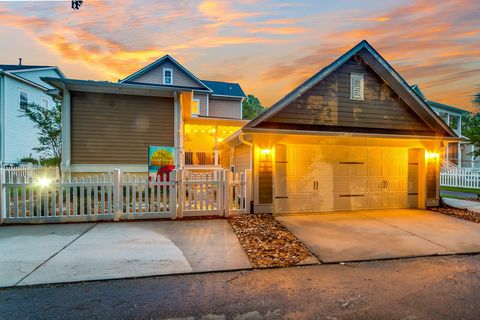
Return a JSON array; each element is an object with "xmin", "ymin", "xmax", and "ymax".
[{"xmin": 61, "ymin": 87, "xmax": 71, "ymax": 175}]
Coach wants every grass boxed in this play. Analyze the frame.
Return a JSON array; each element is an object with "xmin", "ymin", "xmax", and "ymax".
[{"xmin": 440, "ymin": 186, "xmax": 480, "ymax": 194}]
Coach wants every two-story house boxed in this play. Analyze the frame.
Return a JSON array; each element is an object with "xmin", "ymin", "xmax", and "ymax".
[
  {"xmin": 44, "ymin": 55, "xmax": 246, "ymax": 176},
  {"xmin": 411, "ymin": 85, "xmax": 477, "ymax": 169},
  {"xmin": 0, "ymin": 62, "xmax": 65, "ymax": 165}
]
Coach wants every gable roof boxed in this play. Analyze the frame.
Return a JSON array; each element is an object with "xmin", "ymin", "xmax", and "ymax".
[
  {"xmin": 411, "ymin": 84, "xmax": 469, "ymax": 115},
  {"xmin": 0, "ymin": 64, "xmax": 52, "ymax": 72},
  {"xmin": 119, "ymin": 55, "xmax": 211, "ymax": 92},
  {"xmin": 245, "ymin": 40, "xmax": 457, "ymax": 138},
  {"xmin": 201, "ymin": 80, "xmax": 246, "ymax": 98}
]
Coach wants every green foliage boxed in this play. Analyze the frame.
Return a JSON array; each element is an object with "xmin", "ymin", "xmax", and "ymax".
[
  {"xmin": 242, "ymin": 94, "xmax": 265, "ymax": 120},
  {"xmin": 19, "ymin": 156, "xmax": 40, "ymax": 165},
  {"xmin": 461, "ymin": 112, "xmax": 480, "ymax": 159},
  {"xmin": 474, "ymin": 89, "xmax": 480, "ymax": 110},
  {"xmin": 22, "ymin": 102, "xmax": 62, "ymax": 170}
]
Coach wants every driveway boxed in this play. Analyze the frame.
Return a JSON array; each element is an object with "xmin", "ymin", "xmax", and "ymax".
[
  {"xmin": 276, "ymin": 209, "xmax": 480, "ymax": 263},
  {"xmin": 0, "ymin": 220, "xmax": 251, "ymax": 287}
]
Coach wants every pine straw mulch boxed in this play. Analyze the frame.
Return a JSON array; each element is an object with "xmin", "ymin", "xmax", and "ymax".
[
  {"xmin": 430, "ymin": 206, "xmax": 480, "ymax": 223},
  {"xmin": 229, "ymin": 214, "xmax": 314, "ymax": 268}
]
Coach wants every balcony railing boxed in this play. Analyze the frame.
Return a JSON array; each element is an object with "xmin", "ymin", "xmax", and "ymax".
[{"xmin": 184, "ymin": 151, "xmax": 220, "ymax": 166}]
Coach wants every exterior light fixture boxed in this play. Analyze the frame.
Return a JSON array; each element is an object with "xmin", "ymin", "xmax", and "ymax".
[{"xmin": 425, "ymin": 151, "xmax": 440, "ymax": 161}]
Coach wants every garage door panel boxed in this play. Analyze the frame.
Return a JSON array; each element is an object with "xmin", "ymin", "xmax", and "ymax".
[{"xmin": 275, "ymin": 145, "xmax": 410, "ymax": 214}]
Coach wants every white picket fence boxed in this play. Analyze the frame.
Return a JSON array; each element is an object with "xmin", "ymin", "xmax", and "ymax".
[
  {"xmin": 0, "ymin": 168, "xmax": 251, "ymax": 224},
  {"xmin": 4, "ymin": 165, "xmax": 59, "ymax": 182},
  {"xmin": 440, "ymin": 168, "xmax": 480, "ymax": 189}
]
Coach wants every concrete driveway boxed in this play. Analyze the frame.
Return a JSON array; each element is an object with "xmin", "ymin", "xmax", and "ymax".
[
  {"xmin": 276, "ymin": 209, "xmax": 480, "ymax": 263},
  {"xmin": 0, "ymin": 220, "xmax": 251, "ymax": 287}
]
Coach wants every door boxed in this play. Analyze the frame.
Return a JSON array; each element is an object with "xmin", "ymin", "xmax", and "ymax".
[{"xmin": 275, "ymin": 145, "xmax": 409, "ymax": 214}]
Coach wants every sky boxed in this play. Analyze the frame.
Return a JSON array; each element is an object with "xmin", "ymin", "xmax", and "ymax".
[{"xmin": 0, "ymin": 0, "xmax": 479, "ymax": 110}]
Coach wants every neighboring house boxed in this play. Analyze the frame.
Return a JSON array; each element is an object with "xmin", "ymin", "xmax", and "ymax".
[
  {"xmin": 0, "ymin": 63, "xmax": 65, "ymax": 165},
  {"xmin": 44, "ymin": 55, "xmax": 247, "ymax": 175},
  {"xmin": 220, "ymin": 40, "xmax": 458, "ymax": 214},
  {"xmin": 411, "ymin": 85, "xmax": 477, "ymax": 169}
]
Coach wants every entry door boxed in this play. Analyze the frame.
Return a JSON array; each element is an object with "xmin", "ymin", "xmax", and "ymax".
[{"xmin": 275, "ymin": 145, "xmax": 409, "ymax": 214}]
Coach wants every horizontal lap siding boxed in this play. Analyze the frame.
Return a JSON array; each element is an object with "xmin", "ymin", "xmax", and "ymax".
[
  {"xmin": 71, "ymin": 92, "xmax": 174, "ymax": 164},
  {"xmin": 133, "ymin": 61, "xmax": 202, "ymax": 88},
  {"xmin": 208, "ymin": 98, "xmax": 242, "ymax": 119},
  {"xmin": 267, "ymin": 55, "xmax": 432, "ymax": 133},
  {"xmin": 234, "ymin": 144, "xmax": 250, "ymax": 174}
]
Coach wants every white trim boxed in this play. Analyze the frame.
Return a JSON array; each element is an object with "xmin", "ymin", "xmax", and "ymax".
[
  {"xmin": 163, "ymin": 68, "xmax": 173, "ymax": 85},
  {"xmin": 70, "ymin": 164, "xmax": 147, "ymax": 173},
  {"xmin": 2, "ymin": 71, "xmax": 48, "ymax": 91},
  {"xmin": 61, "ymin": 88, "xmax": 71, "ymax": 172},
  {"xmin": 0, "ymin": 75, "xmax": 5, "ymax": 166},
  {"xmin": 211, "ymin": 93, "xmax": 245, "ymax": 99},
  {"xmin": 191, "ymin": 98, "xmax": 200, "ymax": 116},
  {"xmin": 18, "ymin": 88, "xmax": 29, "ymax": 111},
  {"xmin": 350, "ymin": 73, "xmax": 364, "ymax": 100},
  {"xmin": 40, "ymin": 96, "xmax": 49, "ymax": 109},
  {"xmin": 5, "ymin": 66, "xmax": 66, "ymax": 78}
]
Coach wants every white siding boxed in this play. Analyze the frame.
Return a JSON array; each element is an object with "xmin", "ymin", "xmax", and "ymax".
[{"xmin": 3, "ymin": 70, "xmax": 60, "ymax": 163}]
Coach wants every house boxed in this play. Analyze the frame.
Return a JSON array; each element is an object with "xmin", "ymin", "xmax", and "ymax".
[
  {"xmin": 44, "ymin": 55, "xmax": 247, "ymax": 176},
  {"xmin": 411, "ymin": 85, "xmax": 477, "ymax": 169},
  {"xmin": 219, "ymin": 40, "xmax": 459, "ymax": 214},
  {"xmin": 0, "ymin": 62, "xmax": 65, "ymax": 165}
]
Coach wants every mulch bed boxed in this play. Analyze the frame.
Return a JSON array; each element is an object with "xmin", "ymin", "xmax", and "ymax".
[
  {"xmin": 229, "ymin": 213, "xmax": 313, "ymax": 268},
  {"xmin": 430, "ymin": 206, "xmax": 480, "ymax": 223}
]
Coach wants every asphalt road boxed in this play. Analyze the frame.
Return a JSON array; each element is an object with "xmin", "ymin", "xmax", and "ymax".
[{"xmin": 1, "ymin": 255, "xmax": 480, "ymax": 320}]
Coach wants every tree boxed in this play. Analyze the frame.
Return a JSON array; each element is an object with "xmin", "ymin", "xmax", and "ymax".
[
  {"xmin": 22, "ymin": 103, "xmax": 62, "ymax": 170},
  {"xmin": 242, "ymin": 94, "xmax": 265, "ymax": 120},
  {"xmin": 474, "ymin": 90, "xmax": 480, "ymax": 110},
  {"xmin": 72, "ymin": 0, "xmax": 83, "ymax": 10},
  {"xmin": 462, "ymin": 89, "xmax": 480, "ymax": 158}
]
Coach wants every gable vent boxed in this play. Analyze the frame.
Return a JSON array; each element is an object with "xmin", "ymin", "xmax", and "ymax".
[{"xmin": 350, "ymin": 73, "xmax": 364, "ymax": 100}]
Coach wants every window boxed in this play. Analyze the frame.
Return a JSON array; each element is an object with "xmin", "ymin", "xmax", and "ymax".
[
  {"xmin": 438, "ymin": 111, "xmax": 448, "ymax": 124},
  {"xmin": 19, "ymin": 90, "xmax": 29, "ymax": 111},
  {"xmin": 449, "ymin": 115, "xmax": 459, "ymax": 130},
  {"xmin": 163, "ymin": 68, "xmax": 173, "ymax": 85},
  {"xmin": 40, "ymin": 97, "xmax": 49, "ymax": 109},
  {"xmin": 350, "ymin": 73, "xmax": 364, "ymax": 100},
  {"xmin": 192, "ymin": 98, "xmax": 200, "ymax": 116}
]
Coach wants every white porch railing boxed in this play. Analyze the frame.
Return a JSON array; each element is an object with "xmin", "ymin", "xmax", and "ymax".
[
  {"xmin": 0, "ymin": 168, "xmax": 251, "ymax": 224},
  {"xmin": 440, "ymin": 168, "xmax": 480, "ymax": 189}
]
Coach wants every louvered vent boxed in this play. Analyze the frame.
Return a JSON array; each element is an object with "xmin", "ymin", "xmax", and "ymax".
[{"xmin": 350, "ymin": 73, "xmax": 364, "ymax": 100}]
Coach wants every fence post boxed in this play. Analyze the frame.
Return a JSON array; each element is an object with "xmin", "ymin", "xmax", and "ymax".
[
  {"xmin": 0, "ymin": 168, "xmax": 5, "ymax": 225},
  {"xmin": 245, "ymin": 169, "xmax": 252, "ymax": 214},
  {"xmin": 224, "ymin": 169, "xmax": 231, "ymax": 217},
  {"xmin": 170, "ymin": 170, "xmax": 178, "ymax": 220},
  {"xmin": 176, "ymin": 169, "xmax": 183, "ymax": 219},
  {"xmin": 113, "ymin": 168, "xmax": 122, "ymax": 221}
]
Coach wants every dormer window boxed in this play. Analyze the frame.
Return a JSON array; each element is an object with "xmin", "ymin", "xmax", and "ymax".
[
  {"xmin": 163, "ymin": 68, "xmax": 173, "ymax": 85},
  {"xmin": 350, "ymin": 73, "xmax": 364, "ymax": 100}
]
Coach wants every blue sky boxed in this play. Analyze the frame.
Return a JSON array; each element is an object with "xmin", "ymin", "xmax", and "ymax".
[{"xmin": 0, "ymin": 0, "xmax": 479, "ymax": 109}]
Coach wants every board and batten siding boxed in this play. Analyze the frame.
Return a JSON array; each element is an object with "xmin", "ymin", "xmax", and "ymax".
[
  {"xmin": 208, "ymin": 98, "xmax": 242, "ymax": 119},
  {"xmin": 132, "ymin": 61, "xmax": 203, "ymax": 89},
  {"xmin": 71, "ymin": 91, "xmax": 174, "ymax": 164},
  {"xmin": 261, "ymin": 55, "xmax": 433, "ymax": 134}
]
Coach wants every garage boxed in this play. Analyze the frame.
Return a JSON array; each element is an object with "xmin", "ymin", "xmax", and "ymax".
[{"xmin": 274, "ymin": 144, "xmax": 415, "ymax": 214}]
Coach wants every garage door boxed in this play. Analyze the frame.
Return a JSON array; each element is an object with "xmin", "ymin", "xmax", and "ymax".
[{"xmin": 274, "ymin": 145, "xmax": 409, "ymax": 214}]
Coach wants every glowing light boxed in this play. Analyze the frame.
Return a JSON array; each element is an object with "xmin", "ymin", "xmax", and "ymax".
[
  {"xmin": 37, "ymin": 177, "xmax": 51, "ymax": 188},
  {"xmin": 425, "ymin": 151, "xmax": 440, "ymax": 161}
]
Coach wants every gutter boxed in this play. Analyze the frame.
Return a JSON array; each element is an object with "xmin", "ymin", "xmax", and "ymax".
[{"xmin": 239, "ymin": 133, "xmax": 253, "ymax": 171}]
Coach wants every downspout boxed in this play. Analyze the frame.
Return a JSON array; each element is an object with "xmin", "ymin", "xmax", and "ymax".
[
  {"xmin": 239, "ymin": 133, "xmax": 253, "ymax": 171},
  {"xmin": 239, "ymin": 132, "xmax": 254, "ymax": 213}
]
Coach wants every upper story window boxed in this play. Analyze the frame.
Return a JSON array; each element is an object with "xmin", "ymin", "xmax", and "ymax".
[
  {"xmin": 192, "ymin": 98, "xmax": 200, "ymax": 116},
  {"xmin": 350, "ymin": 73, "xmax": 364, "ymax": 100},
  {"xmin": 40, "ymin": 97, "xmax": 49, "ymax": 109},
  {"xmin": 19, "ymin": 89, "xmax": 29, "ymax": 111},
  {"xmin": 163, "ymin": 68, "xmax": 173, "ymax": 85}
]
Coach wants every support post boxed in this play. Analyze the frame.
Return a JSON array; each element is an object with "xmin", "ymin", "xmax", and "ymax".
[
  {"xmin": 0, "ymin": 168, "xmax": 5, "ymax": 224},
  {"xmin": 170, "ymin": 170, "xmax": 178, "ymax": 219},
  {"xmin": 245, "ymin": 169, "xmax": 252, "ymax": 213},
  {"xmin": 224, "ymin": 170, "xmax": 231, "ymax": 217},
  {"xmin": 113, "ymin": 168, "xmax": 122, "ymax": 221},
  {"xmin": 176, "ymin": 169, "xmax": 183, "ymax": 219}
]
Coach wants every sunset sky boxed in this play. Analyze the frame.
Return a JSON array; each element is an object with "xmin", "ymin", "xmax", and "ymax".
[{"xmin": 0, "ymin": 0, "xmax": 479, "ymax": 110}]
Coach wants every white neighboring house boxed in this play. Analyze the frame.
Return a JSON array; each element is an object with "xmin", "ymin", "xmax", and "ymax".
[
  {"xmin": 412, "ymin": 85, "xmax": 477, "ymax": 170},
  {"xmin": 0, "ymin": 63, "xmax": 65, "ymax": 166}
]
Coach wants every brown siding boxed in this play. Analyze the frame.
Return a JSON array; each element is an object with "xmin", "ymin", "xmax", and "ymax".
[
  {"xmin": 71, "ymin": 92, "xmax": 174, "ymax": 164},
  {"xmin": 258, "ymin": 158, "xmax": 273, "ymax": 204},
  {"xmin": 209, "ymin": 97, "xmax": 242, "ymax": 119},
  {"xmin": 234, "ymin": 144, "xmax": 250, "ymax": 174},
  {"xmin": 263, "ymin": 55, "xmax": 433, "ymax": 134},
  {"xmin": 133, "ymin": 61, "xmax": 202, "ymax": 88}
]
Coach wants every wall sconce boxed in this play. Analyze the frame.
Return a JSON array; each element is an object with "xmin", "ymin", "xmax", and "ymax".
[
  {"xmin": 260, "ymin": 148, "xmax": 271, "ymax": 161},
  {"xmin": 425, "ymin": 151, "xmax": 440, "ymax": 161}
]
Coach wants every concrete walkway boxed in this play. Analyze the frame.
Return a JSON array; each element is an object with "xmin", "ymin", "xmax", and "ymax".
[
  {"xmin": 277, "ymin": 209, "xmax": 480, "ymax": 263},
  {"xmin": 0, "ymin": 220, "xmax": 251, "ymax": 287},
  {"xmin": 443, "ymin": 197, "xmax": 480, "ymax": 213}
]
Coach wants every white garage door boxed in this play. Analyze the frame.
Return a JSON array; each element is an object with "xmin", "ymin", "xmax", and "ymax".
[{"xmin": 275, "ymin": 145, "xmax": 409, "ymax": 214}]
